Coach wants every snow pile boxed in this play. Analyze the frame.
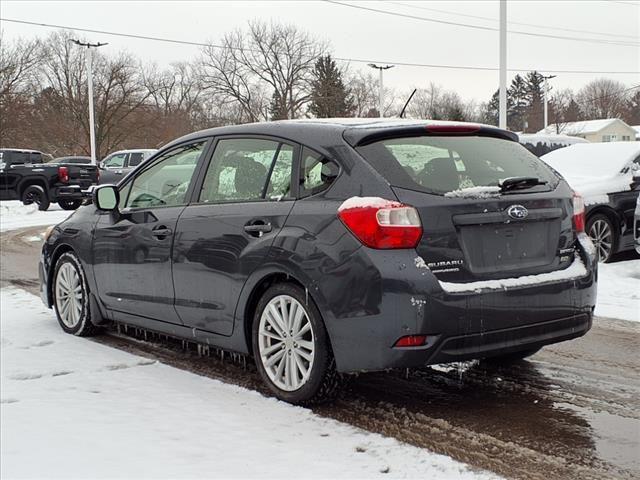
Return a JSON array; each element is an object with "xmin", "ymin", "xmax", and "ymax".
[
  {"xmin": 0, "ymin": 201, "xmax": 74, "ymax": 232},
  {"xmin": 541, "ymin": 143, "xmax": 640, "ymax": 205},
  {"xmin": 440, "ymin": 255, "xmax": 587, "ymax": 294},
  {"xmin": 596, "ymin": 259, "xmax": 640, "ymax": 323},
  {"xmin": 338, "ymin": 196, "xmax": 397, "ymax": 211},
  {"xmin": 0, "ymin": 288, "xmax": 496, "ymax": 479},
  {"xmin": 444, "ymin": 186, "xmax": 501, "ymax": 199}
]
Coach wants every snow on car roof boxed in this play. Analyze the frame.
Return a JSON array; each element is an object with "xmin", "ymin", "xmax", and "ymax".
[{"xmin": 541, "ymin": 142, "xmax": 640, "ymax": 180}]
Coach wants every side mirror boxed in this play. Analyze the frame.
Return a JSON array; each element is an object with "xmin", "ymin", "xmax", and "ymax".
[{"xmin": 94, "ymin": 185, "xmax": 119, "ymax": 211}]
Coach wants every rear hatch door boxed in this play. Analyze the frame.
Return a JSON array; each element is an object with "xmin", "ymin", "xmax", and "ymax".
[{"xmin": 354, "ymin": 130, "xmax": 576, "ymax": 282}]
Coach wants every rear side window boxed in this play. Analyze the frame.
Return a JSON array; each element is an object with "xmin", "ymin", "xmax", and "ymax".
[
  {"xmin": 299, "ymin": 147, "xmax": 339, "ymax": 198},
  {"xmin": 357, "ymin": 136, "xmax": 559, "ymax": 195},
  {"xmin": 199, "ymin": 138, "xmax": 293, "ymax": 203},
  {"xmin": 128, "ymin": 152, "xmax": 144, "ymax": 167}
]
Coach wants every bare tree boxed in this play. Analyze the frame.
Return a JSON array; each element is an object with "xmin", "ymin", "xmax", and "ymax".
[
  {"xmin": 0, "ymin": 34, "xmax": 44, "ymax": 147},
  {"xmin": 200, "ymin": 20, "xmax": 325, "ymax": 121},
  {"xmin": 577, "ymin": 78, "xmax": 628, "ymax": 119}
]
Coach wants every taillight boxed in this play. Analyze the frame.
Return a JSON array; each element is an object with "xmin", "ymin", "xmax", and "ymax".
[
  {"xmin": 58, "ymin": 166, "xmax": 69, "ymax": 183},
  {"xmin": 338, "ymin": 197, "xmax": 422, "ymax": 249},
  {"xmin": 96, "ymin": 167, "xmax": 100, "ymax": 183},
  {"xmin": 572, "ymin": 193, "xmax": 585, "ymax": 233},
  {"xmin": 394, "ymin": 335, "xmax": 428, "ymax": 347}
]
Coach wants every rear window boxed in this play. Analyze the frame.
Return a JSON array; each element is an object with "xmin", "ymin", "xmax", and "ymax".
[{"xmin": 357, "ymin": 136, "xmax": 559, "ymax": 195}]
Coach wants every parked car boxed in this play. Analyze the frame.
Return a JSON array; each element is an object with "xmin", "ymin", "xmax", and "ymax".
[
  {"xmin": 39, "ymin": 119, "xmax": 597, "ymax": 404},
  {"xmin": 99, "ymin": 149, "xmax": 157, "ymax": 184},
  {"xmin": 519, "ymin": 133, "xmax": 588, "ymax": 157},
  {"xmin": 0, "ymin": 148, "xmax": 99, "ymax": 210},
  {"xmin": 48, "ymin": 156, "xmax": 92, "ymax": 164},
  {"xmin": 541, "ymin": 142, "xmax": 640, "ymax": 262}
]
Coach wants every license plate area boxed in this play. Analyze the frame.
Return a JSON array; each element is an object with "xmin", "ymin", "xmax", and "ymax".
[{"xmin": 458, "ymin": 220, "xmax": 559, "ymax": 274}]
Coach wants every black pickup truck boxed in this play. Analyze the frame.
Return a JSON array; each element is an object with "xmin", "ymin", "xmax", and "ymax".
[{"xmin": 0, "ymin": 149, "xmax": 99, "ymax": 211}]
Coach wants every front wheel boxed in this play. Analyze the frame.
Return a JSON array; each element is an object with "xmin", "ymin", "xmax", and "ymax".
[
  {"xmin": 52, "ymin": 252, "xmax": 98, "ymax": 336},
  {"xmin": 252, "ymin": 283, "xmax": 339, "ymax": 405},
  {"xmin": 58, "ymin": 199, "xmax": 82, "ymax": 210}
]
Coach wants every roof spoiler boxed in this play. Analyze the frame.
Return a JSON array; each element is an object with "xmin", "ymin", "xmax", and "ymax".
[{"xmin": 344, "ymin": 123, "xmax": 519, "ymax": 147}]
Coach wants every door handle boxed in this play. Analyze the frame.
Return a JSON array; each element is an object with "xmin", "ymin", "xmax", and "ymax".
[
  {"xmin": 244, "ymin": 222, "xmax": 272, "ymax": 237},
  {"xmin": 151, "ymin": 226, "xmax": 173, "ymax": 239}
]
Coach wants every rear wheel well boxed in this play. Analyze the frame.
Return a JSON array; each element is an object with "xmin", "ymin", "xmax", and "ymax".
[
  {"xmin": 243, "ymin": 273, "xmax": 307, "ymax": 356},
  {"xmin": 19, "ymin": 179, "xmax": 48, "ymax": 197},
  {"xmin": 587, "ymin": 207, "xmax": 621, "ymax": 235}
]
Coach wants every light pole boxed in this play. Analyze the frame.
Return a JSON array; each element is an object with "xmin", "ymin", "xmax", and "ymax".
[
  {"xmin": 542, "ymin": 74, "xmax": 557, "ymax": 130},
  {"xmin": 499, "ymin": 0, "xmax": 507, "ymax": 130},
  {"xmin": 368, "ymin": 63, "xmax": 394, "ymax": 118},
  {"xmin": 70, "ymin": 39, "xmax": 107, "ymax": 165}
]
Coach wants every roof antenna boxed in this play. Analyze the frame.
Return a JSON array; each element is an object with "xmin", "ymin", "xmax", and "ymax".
[{"xmin": 399, "ymin": 88, "xmax": 417, "ymax": 119}]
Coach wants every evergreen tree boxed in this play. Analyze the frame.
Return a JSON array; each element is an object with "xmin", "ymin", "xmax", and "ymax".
[
  {"xmin": 564, "ymin": 99, "xmax": 582, "ymax": 123},
  {"xmin": 524, "ymin": 71, "xmax": 545, "ymax": 132},
  {"xmin": 507, "ymin": 74, "xmax": 528, "ymax": 131},
  {"xmin": 308, "ymin": 55, "xmax": 354, "ymax": 118},
  {"xmin": 270, "ymin": 92, "xmax": 288, "ymax": 120}
]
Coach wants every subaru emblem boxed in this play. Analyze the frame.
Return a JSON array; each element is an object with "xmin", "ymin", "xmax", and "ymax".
[{"xmin": 507, "ymin": 205, "xmax": 528, "ymax": 220}]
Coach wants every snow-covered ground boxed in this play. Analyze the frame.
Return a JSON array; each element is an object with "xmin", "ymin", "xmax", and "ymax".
[
  {"xmin": 596, "ymin": 260, "xmax": 640, "ymax": 323},
  {"xmin": 0, "ymin": 201, "xmax": 73, "ymax": 232},
  {"xmin": 0, "ymin": 288, "xmax": 495, "ymax": 480}
]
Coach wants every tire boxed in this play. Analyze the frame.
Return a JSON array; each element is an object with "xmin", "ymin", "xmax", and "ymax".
[
  {"xmin": 252, "ymin": 283, "xmax": 339, "ymax": 405},
  {"xmin": 586, "ymin": 213, "xmax": 617, "ymax": 263},
  {"xmin": 58, "ymin": 199, "xmax": 82, "ymax": 210},
  {"xmin": 483, "ymin": 347, "xmax": 541, "ymax": 364},
  {"xmin": 21, "ymin": 185, "xmax": 50, "ymax": 211},
  {"xmin": 52, "ymin": 251, "xmax": 98, "ymax": 337}
]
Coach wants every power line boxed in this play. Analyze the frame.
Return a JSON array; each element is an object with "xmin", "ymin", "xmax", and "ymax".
[
  {"xmin": 325, "ymin": 0, "xmax": 640, "ymax": 47},
  {"xmin": 1, "ymin": 17, "xmax": 639, "ymax": 76},
  {"xmin": 387, "ymin": 1, "xmax": 638, "ymax": 40}
]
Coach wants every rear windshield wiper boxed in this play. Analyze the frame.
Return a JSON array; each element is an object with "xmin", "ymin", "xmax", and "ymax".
[{"xmin": 499, "ymin": 176, "xmax": 547, "ymax": 192}]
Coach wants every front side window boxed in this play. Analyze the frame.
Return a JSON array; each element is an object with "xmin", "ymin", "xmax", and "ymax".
[
  {"xmin": 299, "ymin": 148, "xmax": 339, "ymax": 198},
  {"xmin": 103, "ymin": 153, "xmax": 127, "ymax": 168},
  {"xmin": 357, "ymin": 136, "xmax": 559, "ymax": 195},
  {"xmin": 125, "ymin": 141, "xmax": 205, "ymax": 209},
  {"xmin": 199, "ymin": 138, "xmax": 293, "ymax": 203}
]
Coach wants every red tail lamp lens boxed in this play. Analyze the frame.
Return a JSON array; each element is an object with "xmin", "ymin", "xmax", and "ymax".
[
  {"xmin": 338, "ymin": 198, "xmax": 422, "ymax": 249},
  {"xmin": 572, "ymin": 193, "xmax": 585, "ymax": 233},
  {"xmin": 394, "ymin": 335, "xmax": 428, "ymax": 347}
]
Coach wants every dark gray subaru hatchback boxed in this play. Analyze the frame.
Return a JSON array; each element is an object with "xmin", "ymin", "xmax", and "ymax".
[{"xmin": 39, "ymin": 119, "xmax": 597, "ymax": 404}]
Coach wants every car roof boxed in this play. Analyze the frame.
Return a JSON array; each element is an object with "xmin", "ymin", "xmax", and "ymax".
[
  {"xmin": 0, "ymin": 148, "xmax": 43, "ymax": 154},
  {"xmin": 165, "ymin": 118, "xmax": 517, "ymax": 151},
  {"xmin": 106, "ymin": 149, "xmax": 157, "ymax": 155}
]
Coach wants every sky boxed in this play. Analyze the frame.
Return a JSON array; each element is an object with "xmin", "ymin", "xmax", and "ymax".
[{"xmin": 1, "ymin": 0, "xmax": 639, "ymax": 104}]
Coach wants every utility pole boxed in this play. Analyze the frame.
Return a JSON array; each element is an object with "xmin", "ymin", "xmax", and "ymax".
[
  {"xmin": 499, "ymin": 0, "xmax": 507, "ymax": 130},
  {"xmin": 368, "ymin": 64, "xmax": 394, "ymax": 118},
  {"xmin": 69, "ymin": 39, "xmax": 107, "ymax": 165},
  {"xmin": 542, "ymin": 74, "xmax": 557, "ymax": 130}
]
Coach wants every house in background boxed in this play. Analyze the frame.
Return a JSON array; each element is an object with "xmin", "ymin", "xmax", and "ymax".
[
  {"xmin": 538, "ymin": 118, "xmax": 637, "ymax": 143},
  {"xmin": 632, "ymin": 125, "xmax": 640, "ymax": 141}
]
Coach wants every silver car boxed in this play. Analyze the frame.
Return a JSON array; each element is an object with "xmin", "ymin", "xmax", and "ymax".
[{"xmin": 99, "ymin": 149, "xmax": 157, "ymax": 184}]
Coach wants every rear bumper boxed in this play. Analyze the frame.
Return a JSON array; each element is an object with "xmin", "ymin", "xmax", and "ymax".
[
  {"xmin": 324, "ymin": 238, "xmax": 597, "ymax": 373},
  {"xmin": 51, "ymin": 185, "xmax": 89, "ymax": 201}
]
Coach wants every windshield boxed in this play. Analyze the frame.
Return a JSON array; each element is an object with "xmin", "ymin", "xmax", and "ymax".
[{"xmin": 357, "ymin": 136, "xmax": 559, "ymax": 195}]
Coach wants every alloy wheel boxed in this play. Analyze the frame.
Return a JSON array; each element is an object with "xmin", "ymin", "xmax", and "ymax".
[
  {"xmin": 257, "ymin": 295, "xmax": 315, "ymax": 392},
  {"xmin": 55, "ymin": 262, "xmax": 84, "ymax": 328},
  {"xmin": 588, "ymin": 219, "xmax": 613, "ymax": 262}
]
